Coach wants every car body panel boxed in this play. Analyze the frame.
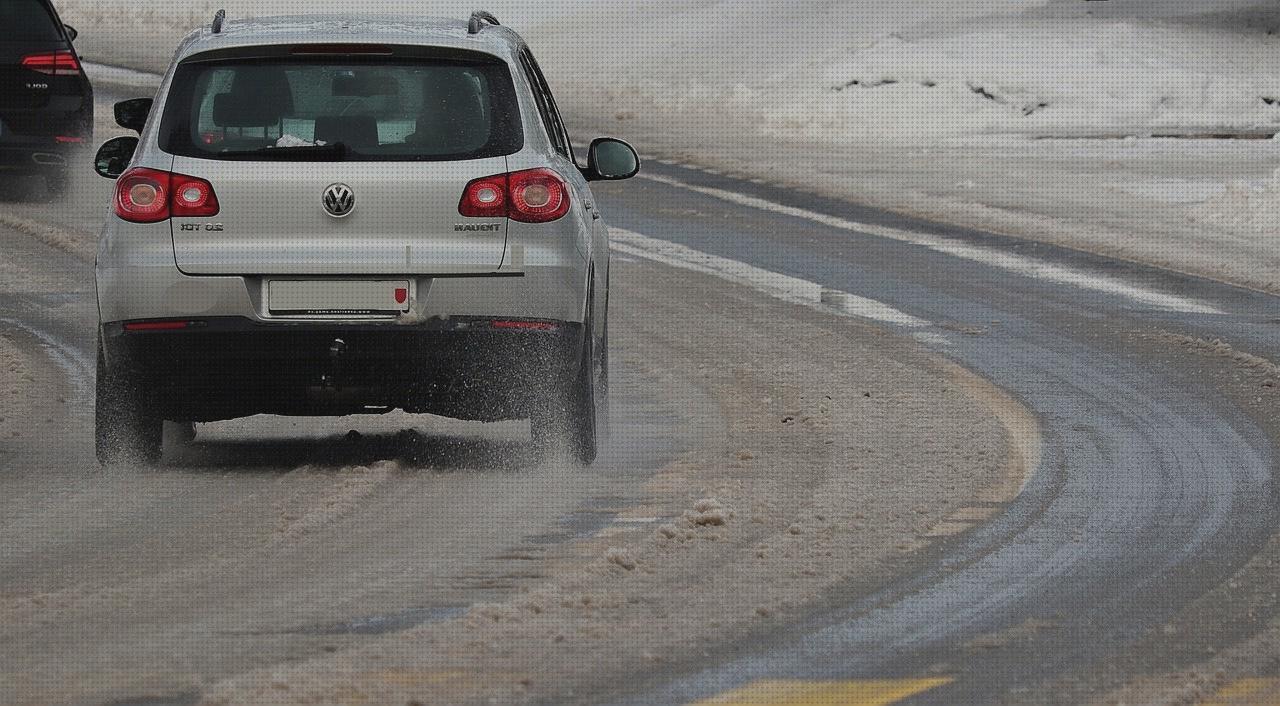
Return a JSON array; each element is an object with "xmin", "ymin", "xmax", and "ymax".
[
  {"xmin": 94, "ymin": 13, "xmax": 615, "ymax": 423},
  {"xmin": 169, "ymin": 157, "xmax": 512, "ymax": 275}
]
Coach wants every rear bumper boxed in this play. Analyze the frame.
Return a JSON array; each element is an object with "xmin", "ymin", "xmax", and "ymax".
[
  {"xmin": 0, "ymin": 140, "xmax": 82, "ymax": 172},
  {"xmin": 0, "ymin": 103, "xmax": 92, "ymax": 173},
  {"xmin": 101, "ymin": 317, "xmax": 583, "ymax": 422}
]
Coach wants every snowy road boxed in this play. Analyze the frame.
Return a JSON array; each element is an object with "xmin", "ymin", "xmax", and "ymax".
[
  {"xmin": 590, "ymin": 164, "xmax": 1280, "ymax": 704},
  {"xmin": 4, "ymin": 70, "xmax": 1280, "ymax": 706}
]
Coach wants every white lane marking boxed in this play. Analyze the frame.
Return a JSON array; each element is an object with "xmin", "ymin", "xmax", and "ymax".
[
  {"xmin": 927, "ymin": 241, "xmax": 1222, "ymax": 314},
  {"xmin": 611, "ymin": 229, "xmax": 931, "ymax": 330},
  {"xmin": 639, "ymin": 172, "xmax": 1224, "ymax": 315}
]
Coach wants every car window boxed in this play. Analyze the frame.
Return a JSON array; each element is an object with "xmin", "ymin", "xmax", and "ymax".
[
  {"xmin": 525, "ymin": 51, "xmax": 575, "ymax": 162},
  {"xmin": 519, "ymin": 49, "xmax": 571, "ymax": 159},
  {"xmin": 159, "ymin": 57, "xmax": 523, "ymax": 162},
  {"xmin": 2, "ymin": 0, "xmax": 63, "ymax": 41}
]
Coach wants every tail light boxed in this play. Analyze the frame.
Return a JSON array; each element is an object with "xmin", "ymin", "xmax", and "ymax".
[
  {"xmin": 114, "ymin": 168, "xmax": 220, "ymax": 223},
  {"xmin": 459, "ymin": 168, "xmax": 570, "ymax": 223},
  {"xmin": 21, "ymin": 51, "xmax": 81, "ymax": 76},
  {"xmin": 459, "ymin": 174, "xmax": 508, "ymax": 219}
]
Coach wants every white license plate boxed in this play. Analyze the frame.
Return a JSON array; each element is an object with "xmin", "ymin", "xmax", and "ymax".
[{"xmin": 267, "ymin": 280, "xmax": 410, "ymax": 315}]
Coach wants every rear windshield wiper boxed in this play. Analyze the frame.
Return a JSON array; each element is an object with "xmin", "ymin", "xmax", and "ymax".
[{"xmin": 215, "ymin": 142, "xmax": 351, "ymax": 161}]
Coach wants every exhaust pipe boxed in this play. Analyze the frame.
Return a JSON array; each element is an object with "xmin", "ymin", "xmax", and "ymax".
[{"xmin": 31, "ymin": 152, "xmax": 66, "ymax": 166}]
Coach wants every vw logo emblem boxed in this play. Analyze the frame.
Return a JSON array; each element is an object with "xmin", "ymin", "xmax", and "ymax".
[{"xmin": 322, "ymin": 183, "xmax": 355, "ymax": 218}]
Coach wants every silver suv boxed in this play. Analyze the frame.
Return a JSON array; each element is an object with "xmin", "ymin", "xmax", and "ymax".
[{"xmin": 91, "ymin": 11, "xmax": 639, "ymax": 466}]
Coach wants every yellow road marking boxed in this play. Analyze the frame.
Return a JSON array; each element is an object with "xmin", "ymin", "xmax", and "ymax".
[
  {"xmin": 1206, "ymin": 678, "xmax": 1280, "ymax": 705},
  {"xmin": 690, "ymin": 678, "xmax": 953, "ymax": 706}
]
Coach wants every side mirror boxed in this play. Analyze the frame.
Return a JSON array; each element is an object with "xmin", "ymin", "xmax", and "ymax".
[
  {"xmin": 94, "ymin": 136, "xmax": 138, "ymax": 179},
  {"xmin": 582, "ymin": 138, "xmax": 640, "ymax": 181},
  {"xmin": 63, "ymin": 24, "xmax": 78, "ymax": 41},
  {"xmin": 114, "ymin": 98, "xmax": 153, "ymax": 134}
]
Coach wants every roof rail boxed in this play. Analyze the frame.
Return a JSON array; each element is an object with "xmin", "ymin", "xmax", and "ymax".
[
  {"xmin": 211, "ymin": 9, "xmax": 226, "ymax": 34},
  {"xmin": 467, "ymin": 10, "xmax": 500, "ymax": 34}
]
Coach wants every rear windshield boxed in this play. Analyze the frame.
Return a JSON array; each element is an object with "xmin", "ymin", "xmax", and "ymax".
[
  {"xmin": 3, "ymin": 0, "xmax": 62, "ymax": 41},
  {"xmin": 158, "ymin": 57, "xmax": 523, "ymax": 162}
]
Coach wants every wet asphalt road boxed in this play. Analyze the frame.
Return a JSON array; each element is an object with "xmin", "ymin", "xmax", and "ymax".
[
  {"xmin": 588, "ymin": 164, "xmax": 1280, "ymax": 704},
  {"xmin": 0, "ymin": 210, "xmax": 712, "ymax": 705},
  {"xmin": 3, "ymin": 74, "xmax": 1280, "ymax": 703}
]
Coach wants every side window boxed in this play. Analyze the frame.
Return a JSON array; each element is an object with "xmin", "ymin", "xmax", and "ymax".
[
  {"xmin": 519, "ymin": 49, "xmax": 572, "ymax": 159},
  {"xmin": 532, "ymin": 56, "xmax": 575, "ymax": 162}
]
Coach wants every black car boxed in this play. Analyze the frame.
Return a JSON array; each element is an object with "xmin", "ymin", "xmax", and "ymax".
[{"xmin": 0, "ymin": 0, "xmax": 92, "ymax": 197}]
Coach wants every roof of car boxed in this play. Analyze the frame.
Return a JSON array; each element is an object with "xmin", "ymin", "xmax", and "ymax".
[{"xmin": 176, "ymin": 14, "xmax": 523, "ymax": 61}]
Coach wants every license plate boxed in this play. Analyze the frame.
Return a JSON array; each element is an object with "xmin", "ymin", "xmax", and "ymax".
[{"xmin": 267, "ymin": 280, "xmax": 410, "ymax": 315}]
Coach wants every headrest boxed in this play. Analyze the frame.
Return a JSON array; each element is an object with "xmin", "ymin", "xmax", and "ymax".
[
  {"xmin": 211, "ymin": 67, "xmax": 295, "ymax": 127},
  {"xmin": 413, "ymin": 69, "xmax": 489, "ymax": 153}
]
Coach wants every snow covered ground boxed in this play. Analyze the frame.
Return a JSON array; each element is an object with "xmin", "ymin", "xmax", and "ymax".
[
  {"xmin": 62, "ymin": 0, "xmax": 1280, "ymax": 140},
  {"xmin": 55, "ymin": 0, "xmax": 1280, "ymax": 289}
]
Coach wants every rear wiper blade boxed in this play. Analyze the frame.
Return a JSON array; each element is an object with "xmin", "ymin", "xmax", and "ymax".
[{"xmin": 216, "ymin": 142, "xmax": 350, "ymax": 161}]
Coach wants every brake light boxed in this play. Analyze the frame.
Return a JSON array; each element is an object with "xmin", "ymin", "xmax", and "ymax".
[
  {"xmin": 21, "ymin": 51, "xmax": 80, "ymax": 76},
  {"xmin": 509, "ymin": 169, "xmax": 569, "ymax": 223},
  {"xmin": 291, "ymin": 44, "xmax": 394, "ymax": 55},
  {"xmin": 116, "ymin": 168, "xmax": 169, "ymax": 223},
  {"xmin": 114, "ymin": 168, "xmax": 219, "ymax": 223},
  {"xmin": 459, "ymin": 168, "xmax": 570, "ymax": 224}
]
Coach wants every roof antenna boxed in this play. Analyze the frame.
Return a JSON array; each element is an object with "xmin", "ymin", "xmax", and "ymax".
[
  {"xmin": 467, "ymin": 10, "xmax": 500, "ymax": 34},
  {"xmin": 211, "ymin": 9, "xmax": 226, "ymax": 34}
]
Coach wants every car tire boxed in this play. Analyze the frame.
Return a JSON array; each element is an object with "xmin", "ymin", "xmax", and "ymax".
[
  {"xmin": 95, "ymin": 342, "xmax": 162, "ymax": 466},
  {"xmin": 597, "ymin": 315, "xmax": 610, "ymax": 441},
  {"xmin": 532, "ymin": 319, "xmax": 600, "ymax": 466}
]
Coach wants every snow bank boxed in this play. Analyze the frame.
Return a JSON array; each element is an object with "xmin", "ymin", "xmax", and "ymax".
[
  {"xmin": 779, "ymin": 21, "xmax": 1280, "ymax": 141},
  {"xmin": 53, "ymin": 0, "xmax": 1280, "ymax": 144},
  {"xmin": 1191, "ymin": 165, "xmax": 1280, "ymax": 236}
]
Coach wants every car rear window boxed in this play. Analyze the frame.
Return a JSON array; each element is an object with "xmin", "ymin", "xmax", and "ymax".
[
  {"xmin": 158, "ymin": 56, "xmax": 523, "ymax": 162},
  {"xmin": 3, "ymin": 0, "xmax": 63, "ymax": 41}
]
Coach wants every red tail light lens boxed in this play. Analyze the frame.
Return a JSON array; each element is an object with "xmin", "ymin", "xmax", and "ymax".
[
  {"xmin": 114, "ymin": 168, "xmax": 219, "ymax": 223},
  {"xmin": 459, "ymin": 174, "xmax": 508, "ymax": 218},
  {"xmin": 21, "ymin": 51, "xmax": 81, "ymax": 76},
  {"xmin": 116, "ymin": 168, "xmax": 169, "ymax": 223},
  {"xmin": 458, "ymin": 168, "xmax": 570, "ymax": 224},
  {"xmin": 171, "ymin": 175, "xmax": 220, "ymax": 217},
  {"xmin": 508, "ymin": 169, "xmax": 568, "ymax": 223}
]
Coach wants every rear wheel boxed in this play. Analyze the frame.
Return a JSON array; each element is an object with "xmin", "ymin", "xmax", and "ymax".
[
  {"xmin": 95, "ymin": 343, "xmax": 162, "ymax": 466},
  {"xmin": 597, "ymin": 315, "xmax": 610, "ymax": 441},
  {"xmin": 532, "ymin": 321, "xmax": 600, "ymax": 466}
]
